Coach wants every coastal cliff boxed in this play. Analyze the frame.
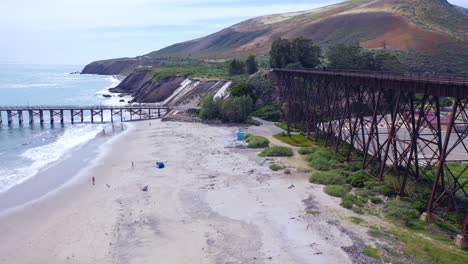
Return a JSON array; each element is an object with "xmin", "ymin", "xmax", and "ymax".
[
  {"xmin": 82, "ymin": 57, "xmax": 168, "ymax": 76},
  {"xmin": 110, "ymin": 68, "xmax": 230, "ymax": 106}
]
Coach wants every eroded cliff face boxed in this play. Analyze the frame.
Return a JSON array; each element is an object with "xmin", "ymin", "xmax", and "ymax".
[{"xmin": 109, "ymin": 68, "xmax": 230, "ymax": 106}]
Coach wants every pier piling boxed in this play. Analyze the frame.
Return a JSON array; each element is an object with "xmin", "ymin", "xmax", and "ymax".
[
  {"xmin": 7, "ymin": 110, "xmax": 13, "ymax": 125},
  {"xmin": 28, "ymin": 110, "xmax": 33, "ymax": 124},
  {"xmin": 39, "ymin": 110, "xmax": 44, "ymax": 123},
  {"xmin": 18, "ymin": 110, "xmax": 23, "ymax": 124}
]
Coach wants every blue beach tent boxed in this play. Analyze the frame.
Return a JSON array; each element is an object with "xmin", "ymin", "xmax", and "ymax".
[{"xmin": 156, "ymin": 161, "xmax": 165, "ymax": 169}]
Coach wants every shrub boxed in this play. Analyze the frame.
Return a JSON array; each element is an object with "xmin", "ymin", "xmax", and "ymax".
[
  {"xmin": 346, "ymin": 161, "xmax": 362, "ymax": 172},
  {"xmin": 230, "ymin": 83, "xmax": 253, "ymax": 98},
  {"xmin": 341, "ymin": 193, "xmax": 358, "ymax": 209},
  {"xmin": 309, "ymin": 169, "xmax": 347, "ymax": 185},
  {"xmin": 362, "ymin": 246, "xmax": 380, "ymax": 260},
  {"xmin": 245, "ymin": 134, "xmax": 269, "ymax": 148},
  {"xmin": 273, "ymin": 133, "xmax": 314, "ymax": 147},
  {"xmin": 364, "ymin": 180, "xmax": 377, "ymax": 189},
  {"xmin": 384, "ymin": 200, "xmax": 420, "ymax": 226},
  {"xmin": 269, "ymin": 164, "xmax": 284, "ymax": 171},
  {"xmin": 346, "ymin": 171, "xmax": 368, "ymax": 188},
  {"xmin": 354, "ymin": 189, "xmax": 369, "ymax": 198},
  {"xmin": 220, "ymin": 95, "xmax": 254, "ymax": 123},
  {"xmin": 324, "ymin": 185, "xmax": 352, "ymax": 197},
  {"xmin": 254, "ymin": 105, "xmax": 281, "ymax": 121},
  {"xmin": 284, "ymin": 169, "xmax": 291, "ymax": 174},
  {"xmin": 298, "ymin": 147, "xmax": 317, "ymax": 155},
  {"xmin": 370, "ymin": 196, "xmax": 383, "ymax": 204},
  {"xmin": 199, "ymin": 94, "xmax": 221, "ymax": 120},
  {"xmin": 310, "ymin": 157, "xmax": 338, "ymax": 171},
  {"xmin": 259, "ymin": 146, "xmax": 294, "ymax": 157},
  {"xmin": 341, "ymin": 199, "xmax": 353, "ymax": 209}
]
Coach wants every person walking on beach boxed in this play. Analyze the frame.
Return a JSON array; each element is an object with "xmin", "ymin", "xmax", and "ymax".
[{"xmin": 92, "ymin": 176, "xmax": 95, "ymax": 185}]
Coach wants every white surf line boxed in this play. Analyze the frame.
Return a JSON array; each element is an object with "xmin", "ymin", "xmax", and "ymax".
[
  {"xmin": 162, "ymin": 78, "xmax": 193, "ymax": 105},
  {"xmin": 214, "ymin": 81, "xmax": 232, "ymax": 99}
]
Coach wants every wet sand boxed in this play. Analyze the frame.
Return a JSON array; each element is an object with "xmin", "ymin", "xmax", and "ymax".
[{"xmin": 0, "ymin": 120, "xmax": 374, "ymax": 264}]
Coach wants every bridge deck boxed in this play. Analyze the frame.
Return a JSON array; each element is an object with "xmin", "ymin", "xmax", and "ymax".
[{"xmin": 273, "ymin": 68, "xmax": 468, "ymax": 98}]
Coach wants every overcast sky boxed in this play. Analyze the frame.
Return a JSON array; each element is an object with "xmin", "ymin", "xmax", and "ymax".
[{"xmin": 1, "ymin": 0, "xmax": 467, "ymax": 65}]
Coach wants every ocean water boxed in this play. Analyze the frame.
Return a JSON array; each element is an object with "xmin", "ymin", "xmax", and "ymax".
[{"xmin": 0, "ymin": 64, "xmax": 124, "ymax": 193}]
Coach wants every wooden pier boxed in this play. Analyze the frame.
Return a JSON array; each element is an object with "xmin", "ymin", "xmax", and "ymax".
[{"xmin": 0, "ymin": 105, "xmax": 170, "ymax": 125}]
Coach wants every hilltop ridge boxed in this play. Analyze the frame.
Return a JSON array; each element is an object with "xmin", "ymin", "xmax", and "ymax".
[{"xmin": 83, "ymin": 0, "xmax": 468, "ymax": 75}]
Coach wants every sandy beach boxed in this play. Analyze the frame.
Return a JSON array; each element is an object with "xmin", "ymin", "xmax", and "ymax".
[{"xmin": 0, "ymin": 120, "xmax": 376, "ymax": 264}]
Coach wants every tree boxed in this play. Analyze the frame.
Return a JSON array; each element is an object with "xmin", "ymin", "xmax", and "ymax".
[
  {"xmin": 199, "ymin": 94, "xmax": 222, "ymax": 120},
  {"xmin": 228, "ymin": 59, "xmax": 246, "ymax": 75},
  {"xmin": 220, "ymin": 95, "xmax": 254, "ymax": 123},
  {"xmin": 326, "ymin": 44, "xmax": 402, "ymax": 71},
  {"xmin": 270, "ymin": 38, "xmax": 294, "ymax": 68},
  {"xmin": 291, "ymin": 38, "xmax": 322, "ymax": 68},
  {"xmin": 326, "ymin": 44, "xmax": 364, "ymax": 70},
  {"xmin": 270, "ymin": 38, "xmax": 321, "ymax": 69},
  {"xmin": 245, "ymin": 55, "xmax": 258, "ymax": 74}
]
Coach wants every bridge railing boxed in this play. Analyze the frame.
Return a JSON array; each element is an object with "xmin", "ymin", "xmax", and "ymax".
[{"xmin": 272, "ymin": 68, "xmax": 468, "ymax": 85}]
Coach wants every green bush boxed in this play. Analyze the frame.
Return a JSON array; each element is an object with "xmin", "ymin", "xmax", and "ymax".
[
  {"xmin": 324, "ymin": 185, "xmax": 352, "ymax": 197},
  {"xmin": 245, "ymin": 134, "xmax": 269, "ymax": 148},
  {"xmin": 199, "ymin": 93, "xmax": 253, "ymax": 123},
  {"xmin": 269, "ymin": 164, "xmax": 284, "ymax": 171},
  {"xmin": 273, "ymin": 133, "xmax": 314, "ymax": 147},
  {"xmin": 310, "ymin": 157, "xmax": 340, "ymax": 171},
  {"xmin": 345, "ymin": 161, "xmax": 362, "ymax": 172},
  {"xmin": 199, "ymin": 94, "xmax": 222, "ymax": 120},
  {"xmin": 254, "ymin": 105, "xmax": 281, "ymax": 121},
  {"xmin": 309, "ymin": 169, "xmax": 347, "ymax": 185},
  {"xmin": 370, "ymin": 196, "xmax": 383, "ymax": 204},
  {"xmin": 364, "ymin": 180, "xmax": 378, "ymax": 189},
  {"xmin": 354, "ymin": 188, "xmax": 369, "ymax": 198},
  {"xmin": 259, "ymin": 146, "xmax": 294, "ymax": 157},
  {"xmin": 284, "ymin": 169, "xmax": 291, "ymax": 174},
  {"xmin": 362, "ymin": 246, "xmax": 380, "ymax": 260},
  {"xmin": 220, "ymin": 95, "xmax": 254, "ymax": 123},
  {"xmin": 346, "ymin": 171, "xmax": 368, "ymax": 188},
  {"xmin": 298, "ymin": 147, "xmax": 317, "ymax": 155},
  {"xmin": 340, "ymin": 199, "xmax": 354, "ymax": 209},
  {"xmin": 384, "ymin": 200, "xmax": 420, "ymax": 226}
]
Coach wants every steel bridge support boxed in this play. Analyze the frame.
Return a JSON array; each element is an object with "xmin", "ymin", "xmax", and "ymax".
[{"xmin": 272, "ymin": 69, "xmax": 468, "ymax": 248}]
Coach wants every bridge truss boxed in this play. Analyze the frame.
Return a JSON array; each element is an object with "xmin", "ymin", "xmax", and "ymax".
[{"xmin": 272, "ymin": 69, "xmax": 468, "ymax": 247}]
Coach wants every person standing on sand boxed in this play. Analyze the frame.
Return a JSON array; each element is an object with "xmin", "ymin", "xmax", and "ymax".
[{"xmin": 92, "ymin": 177, "xmax": 95, "ymax": 185}]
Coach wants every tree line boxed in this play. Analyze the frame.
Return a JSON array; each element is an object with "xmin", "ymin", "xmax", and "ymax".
[
  {"xmin": 228, "ymin": 55, "xmax": 258, "ymax": 76},
  {"xmin": 270, "ymin": 38, "xmax": 401, "ymax": 71}
]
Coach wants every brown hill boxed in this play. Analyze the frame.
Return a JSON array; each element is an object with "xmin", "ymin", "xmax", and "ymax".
[
  {"xmin": 148, "ymin": 0, "xmax": 468, "ymax": 59},
  {"xmin": 82, "ymin": 0, "xmax": 468, "ymax": 75}
]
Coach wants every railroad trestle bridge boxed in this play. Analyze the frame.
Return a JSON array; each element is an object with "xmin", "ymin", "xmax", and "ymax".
[
  {"xmin": 0, "ymin": 105, "xmax": 170, "ymax": 125},
  {"xmin": 271, "ymin": 68, "xmax": 468, "ymax": 248}
]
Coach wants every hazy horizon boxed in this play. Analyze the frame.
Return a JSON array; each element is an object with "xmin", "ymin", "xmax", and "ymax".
[{"xmin": 1, "ymin": 0, "xmax": 468, "ymax": 65}]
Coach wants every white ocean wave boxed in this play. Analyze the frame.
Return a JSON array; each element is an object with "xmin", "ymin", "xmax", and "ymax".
[{"xmin": 0, "ymin": 124, "xmax": 103, "ymax": 193}]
